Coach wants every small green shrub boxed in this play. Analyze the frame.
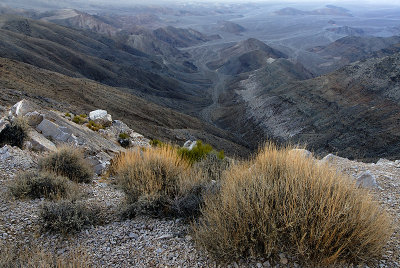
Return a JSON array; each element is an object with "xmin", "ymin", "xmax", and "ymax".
[
  {"xmin": 217, "ymin": 150, "xmax": 225, "ymax": 160},
  {"xmin": 118, "ymin": 133, "xmax": 131, "ymax": 148},
  {"xmin": 39, "ymin": 200, "xmax": 100, "ymax": 234},
  {"xmin": 150, "ymin": 139, "xmax": 163, "ymax": 147},
  {"xmin": 39, "ymin": 147, "xmax": 93, "ymax": 183},
  {"xmin": 79, "ymin": 114, "xmax": 87, "ymax": 118},
  {"xmin": 87, "ymin": 120, "xmax": 104, "ymax": 131},
  {"xmin": 72, "ymin": 115, "xmax": 86, "ymax": 125},
  {"xmin": 9, "ymin": 171, "xmax": 76, "ymax": 200},
  {"xmin": 0, "ymin": 117, "xmax": 28, "ymax": 149},
  {"xmin": 178, "ymin": 140, "xmax": 213, "ymax": 164},
  {"xmin": 65, "ymin": 112, "xmax": 71, "ymax": 118},
  {"xmin": 118, "ymin": 132, "xmax": 129, "ymax": 139}
]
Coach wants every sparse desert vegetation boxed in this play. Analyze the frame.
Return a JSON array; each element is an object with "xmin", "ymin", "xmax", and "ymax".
[
  {"xmin": 1, "ymin": 1, "xmax": 400, "ymax": 266},
  {"xmin": 87, "ymin": 120, "xmax": 104, "ymax": 132},
  {"xmin": 0, "ymin": 242, "xmax": 90, "ymax": 268},
  {"xmin": 9, "ymin": 171, "xmax": 77, "ymax": 200},
  {"xmin": 39, "ymin": 200, "xmax": 100, "ymax": 235},
  {"xmin": 0, "ymin": 101, "xmax": 396, "ymax": 267},
  {"xmin": 114, "ymin": 145, "xmax": 212, "ymax": 218},
  {"xmin": 39, "ymin": 147, "xmax": 93, "ymax": 183},
  {"xmin": 193, "ymin": 143, "xmax": 392, "ymax": 266}
]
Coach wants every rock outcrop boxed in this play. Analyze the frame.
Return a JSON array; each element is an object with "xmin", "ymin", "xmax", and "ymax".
[
  {"xmin": 1, "ymin": 100, "xmax": 151, "ymax": 175},
  {"xmin": 89, "ymin": 110, "xmax": 112, "ymax": 127}
]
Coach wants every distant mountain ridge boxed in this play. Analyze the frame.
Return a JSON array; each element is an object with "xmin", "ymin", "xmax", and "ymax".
[{"xmin": 275, "ymin": 5, "xmax": 352, "ymax": 16}]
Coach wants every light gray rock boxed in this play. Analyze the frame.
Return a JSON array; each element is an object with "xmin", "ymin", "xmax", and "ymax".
[
  {"xmin": 89, "ymin": 110, "xmax": 112, "ymax": 127},
  {"xmin": 0, "ymin": 118, "xmax": 6, "ymax": 133},
  {"xmin": 24, "ymin": 111, "xmax": 44, "ymax": 127},
  {"xmin": 0, "ymin": 145, "xmax": 10, "ymax": 161},
  {"xmin": 86, "ymin": 152, "xmax": 113, "ymax": 175},
  {"xmin": 36, "ymin": 119, "xmax": 76, "ymax": 143},
  {"xmin": 100, "ymin": 120, "xmax": 149, "ymax": 148},
  {"xmin": 9, "ymin": 99, "xmax": 40, "ymax": 118},
  {"xmin": 356, "ymin": 171, "xmax": 377, "ymax": 188},
  {"xmin": 290, "ymin": 148, "xmax": 312, "ymax": 158},
  {"xmin": 321, "ymin": 153, "xmax": 347, "ymax": 163},
  {"xmin": 27, "ymin": 130, "xmax": 57, "ymax": 152},
  {"xmin": 376, "ymin": 158, "xmax": 398, "ymax": 168},
  {"xmin": 183, "ymin": 140, "xmax": 197, "ymax": 150}
]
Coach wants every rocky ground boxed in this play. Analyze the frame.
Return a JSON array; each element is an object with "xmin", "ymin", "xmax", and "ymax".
[
  {"xmin": 1, "ymin": 145, "xmax": 399, "ymax": 267},
  {"xmin": 0, "ymin": 100, "xmax": 399, "ymax": 267}
]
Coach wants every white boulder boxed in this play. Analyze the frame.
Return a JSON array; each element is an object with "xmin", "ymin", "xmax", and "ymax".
[
  {"xmin": 89, "ymin": 110, "xmax": 112, "ymax": 127},
  {"xmin": 9, "ymin": 99, "xmax": 39, "ymax": 118},
  {"xmin": 356, "ymin": 171, "xmax": 377, "ymax": 188},
  {"xmin": 183, "ymin": 140, "xmax": 197, "ymax": 150}
]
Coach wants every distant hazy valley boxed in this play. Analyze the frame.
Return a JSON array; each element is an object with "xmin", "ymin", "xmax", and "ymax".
[{"xmin": 1, "ymin": 1, "xmax": 400, "ymax": 160}]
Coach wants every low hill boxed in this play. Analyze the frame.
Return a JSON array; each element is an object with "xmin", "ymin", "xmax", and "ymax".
[
  {"xmin": 305, "ymin": 35, "xmax": 400, "ymax": 74},
  {"xmin": 206, "ymin": 38, "xmax": 287, "ymax": 74},
  {"xmin": 275, "ymin": 5, "xmax": 352, "ymax": 16},
  {"xmin": 326, "ymin": 26, "xmax": 365, "ymax": 36},
  {"xmin": 218, "ymin": 21, "xmax": 246, "ymax": 34},
  {"xmin": 153, "ymin": 26, "xmax": 219, "ymax": 48}
]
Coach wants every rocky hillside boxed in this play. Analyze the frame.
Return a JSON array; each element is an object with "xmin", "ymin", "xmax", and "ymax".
[
  {"xmin": 217, "ymin": 52, "xmax": 400, "ymax": 161},
  {"xmin": 0, "ymin": 57, "xmax": 250, "ymax": 157},
  {"xmin": 0, "ymin": 15, "xmax": 216, "ymax": 114},
  {"xmin": 39, "ymin": 9, "xmax": 119, "ymax": 37},
  {"xmin": 306, "ymin": 36, "xmax": 400, "ymax": 74}
]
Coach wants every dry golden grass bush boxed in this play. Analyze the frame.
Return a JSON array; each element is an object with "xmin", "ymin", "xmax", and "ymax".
[
  {"xmin": 114, "ymin": 145, "xmax": 211, "ymax": 217},
  {"xmin": 193, "ymin": 143, "xmax": 392, "ymax": 266},
  {"xmin": 0, "ymin": 242, "xmax": 90, "ymax": 268}
]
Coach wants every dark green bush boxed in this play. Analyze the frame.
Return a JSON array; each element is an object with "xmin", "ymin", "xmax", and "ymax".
[
  {"xmin": 39, "ymin": 147, "xmax": 93, "ymax": 183},
  {"xmin": 118, "ymin": 133, "xmax": 131, "ymax": 148},
  {"xmin": 9, "ymin": 171, "xmax": 75, "ymax": 200},
  {"xmin": 39, "ymin": 200, "xmax": 100, "ymax": 235},
  {"xmin": 118, "ymin": 133, "xmax": 129, "ymax": 139},
  {"xmin": 0, "ymin": 117, "xmax": 28, "ymax": 149},
  {"xmin": 178, "ymin": 140, "xmax": 213, "ymax": 164}
]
